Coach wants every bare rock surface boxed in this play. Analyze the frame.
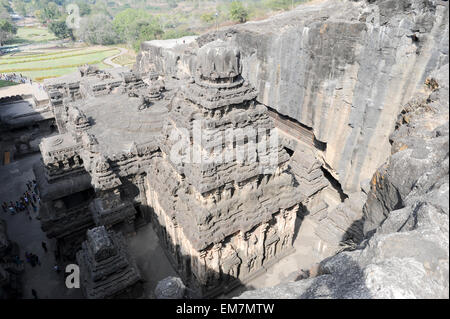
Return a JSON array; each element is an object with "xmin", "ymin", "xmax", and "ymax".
[{"xmin": 237, "ymin": 64, "xmax": 449, "ymax": 299}]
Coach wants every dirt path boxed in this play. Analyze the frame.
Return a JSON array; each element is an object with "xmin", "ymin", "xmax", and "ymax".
[{"xmin": 103, "ymin": 47, "xmax": 128, "ymax": 68}]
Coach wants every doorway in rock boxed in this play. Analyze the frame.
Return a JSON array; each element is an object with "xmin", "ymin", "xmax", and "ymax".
[{"xmin": 134, "ymin": 204, "xmax": 150, "ymax": 230}]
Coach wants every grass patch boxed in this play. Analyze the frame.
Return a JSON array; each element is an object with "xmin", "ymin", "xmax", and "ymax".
[
  {"xmin": 1, "ymin": 46, "xmax": 121, "ymax": 81},
  {"xmin": 0, "ymin": 48, "xmax": 119, "ymax": 65},
  {"xmin": 33, "ymin": 62, "xmax": 109, "ymax": 81},
  {"xmin": 0, "ymin": 49, "xmax": 120, "ymax": 73},
  {"xmin": 0, "ymin": 80, "xmax": 19, "ymax": 88},
  {"xmin": 11, "ymin": 27, "xmax": 58, "ymax": 44},
  {"xmin": 0, "ymin": 48, "xmax": 89, "ymax": 61},
  {"xmin": 33, "ymin": 67, "xmax": 81, "ymax": 81}
]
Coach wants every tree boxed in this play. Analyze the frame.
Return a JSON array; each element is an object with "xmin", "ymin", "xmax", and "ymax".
[
  {"xmin": 0, "ymin": 1, "xmax": 10, "ymax": 20},
  {"xmin": 113, "ymin": 8, "xmax": 163, "ymax": 49},
  {"xmin": 132, "ymin": 20, "xmax": 164, "ymax": 52},
  {"xmin": 76, "ymin": 1, "xmax": 91, "ymax": 16},
  {"xmin": 48, "ymin": 19, "xmax": 73, "ymax": 40},
  {"xmin": 0, "ymin": 19, "xmax": 17, "ymax": 46},
  {"xmin": 113, "ymin": 8, "xmax": 151, "ymax": 42},
  {"xmin": 200, "ymin": 12, "xmax": 215, "ymax": 24},
  {"xmin": 0, "ymin": 0, "xmax": 12, "ymax": 14},
  {"xmin": 38, "ymin": 1, "xmax": 61, "ymax": 23},
  {"xmin": 166, "ymin": 0, "xmax": 178, "ymax": 9},
  {"xmin": 162, "ymin": 28, "xmax": 196, "ymax": 40},
  {"xmin": 76, "ymin": 14, "xmax": 118, "ymax": 45},
  {"xmin": 264, "ymin": 0, "xmax": 298, "ymax": 11},
  {"xmin": 12, "ymin": 0, "xmax": 27, "ymax": 17},
  {"xmin": 229, "ymin": 1, "xmax": 248, "ymax": 23}
]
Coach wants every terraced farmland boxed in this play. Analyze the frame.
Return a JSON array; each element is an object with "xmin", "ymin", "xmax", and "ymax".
[{"xmin": 0, "ymin": 47, "xmax": 121, "ymax": 81}]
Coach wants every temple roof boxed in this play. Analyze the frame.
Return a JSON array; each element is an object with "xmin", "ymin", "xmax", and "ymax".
[{"xmin": 69, "ymin": 93, "xmax": 169, "ymax": 157}]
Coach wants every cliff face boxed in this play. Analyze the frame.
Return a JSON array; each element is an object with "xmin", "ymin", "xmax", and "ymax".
[
  {"xmin": 137, "ymin": 0, "xmax": 449, "ymax": 194},
  {"xmin": 237, "ymin": 64, "xmax": 449, "ymax": 299}
]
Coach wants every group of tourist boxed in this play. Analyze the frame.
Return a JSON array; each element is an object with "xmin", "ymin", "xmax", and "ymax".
[
  {"xmin": 28, "ymin": 246, "xmax": 64, "ymax": 299},
  {"xmin": 15, "ymin": 241, "xmax": 58, "ymax": 299},
  {"xmin": 1, "ymin": 180, "xmax": 40, "ymax": 219},
  {"xmin": 24, "ymin": 251, "xmax": 41, "ymax": 267},
  {"xmin": 1, "ymin": 177, "xmax": 68, "ymax": 299},
  {"xmin": 0, "ymin": 72, "xmax": 32, "ymax": 84}
]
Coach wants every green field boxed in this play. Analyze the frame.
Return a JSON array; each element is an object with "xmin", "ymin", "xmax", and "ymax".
[
  {"xmin": 0, "ymin": 80, "xmax": 19, "ymax": 88},
  {"xmin": 0, "ymin": 47, "xmax": 121, "ymax": 81},
  {"xmin": 8, "ymin": 27, "xmax": 58, "ymax": 45}
]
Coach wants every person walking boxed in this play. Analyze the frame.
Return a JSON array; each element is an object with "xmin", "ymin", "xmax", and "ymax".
[
  {"xmin": 35, "ymin": 254, "xmax": 41, "ymax": 266},
  {"xmin": 9, "ymin": 201, "xmax": 15, "ymax": 215},
  {"xmin": 41, "ymin": 242, "xmax": 48, "ymax": 253},
  {"xmin": 54, "ymin": 264, "xmax": 61, "ymax": 273},
  {"xmin": 25, "ymin": 252, "xmax": 34, "ymax": 267}
]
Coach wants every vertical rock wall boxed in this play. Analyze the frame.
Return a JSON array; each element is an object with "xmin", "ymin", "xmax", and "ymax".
[{"xmin": 237, "ymin": 63, "xmax": 449, "ymax": 299}]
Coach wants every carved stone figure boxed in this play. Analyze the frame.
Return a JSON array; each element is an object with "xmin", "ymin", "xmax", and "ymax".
[{"xmin": 79, "ymin": 64, "xmax": 101, "ymax": 77}]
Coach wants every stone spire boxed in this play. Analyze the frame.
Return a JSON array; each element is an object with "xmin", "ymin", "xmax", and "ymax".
[
  {"xmin": 196, "ymin": 40, "xmax": 241, "ymax": 84},
  {"xmin": 76, "ymin": 226, "xmax": 143, "ymax": 299},
  {"xmin": 146, "ymin": 40, "xmax": 302, "ymax": 297}
]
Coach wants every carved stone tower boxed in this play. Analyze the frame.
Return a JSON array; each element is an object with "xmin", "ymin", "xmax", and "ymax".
[
  {"xmin": 145, "ymin": 40, "xmax": 303, "ymax": 297},
  {"xmin": 76, "ymin": 226, "xmax": 143, "ymax": 299}
]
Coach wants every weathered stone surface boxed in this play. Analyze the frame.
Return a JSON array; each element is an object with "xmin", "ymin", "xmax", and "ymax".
[
  {"xmin": 26, "ymin": 0, "xmax": 448, "ymax": 299},
  {"xmin": 36, "ymin": 67, "xmax": 169, "ymax": 258},
  {"xmin": 76, "ymin": 226, "xmax": 143, "ymax": 299},
  {"xmin": 237, "ymin": 64, "xmax": 449, "ymax": 299},
  {"xmin": 0, "ymin": 96, "xmax": 55, "ymax": 161},
  {"xmin": 363, "ymin": 63, "xmax": 450, "ymax": 236},
  {"xmin": 145, "ymin": 40, "xmax": 302, "ymax": 297},
  {"xmin": 154, "ymin": 276, "xmax": 186, "ymax": 299},
  {"xmin": 314, "ymin": 192, "xmax": 366, "ymax": 244},
  {"xmin": 138, "ymin": 0, "xmax": 449, "ymax": 194}
]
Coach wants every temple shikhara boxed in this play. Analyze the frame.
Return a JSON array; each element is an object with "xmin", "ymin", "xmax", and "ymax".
[{"xmin": 31, "ymin": 40, "xmax": 328, "ymax": 298}]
